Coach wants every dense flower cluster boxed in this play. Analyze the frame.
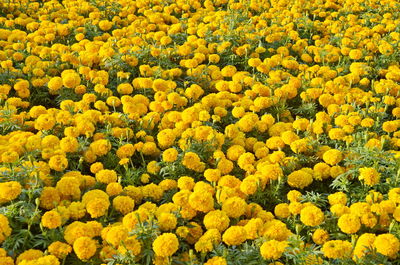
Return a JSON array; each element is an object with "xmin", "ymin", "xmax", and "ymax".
[{"xmin": 1, "ymin": 0, "xmax": 400, "ymax": 264}]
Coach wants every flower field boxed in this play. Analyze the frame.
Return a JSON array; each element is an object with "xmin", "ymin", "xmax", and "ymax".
[{"xmin": 1, "ymin": 0, "xmax": 400, "ymax": 264}]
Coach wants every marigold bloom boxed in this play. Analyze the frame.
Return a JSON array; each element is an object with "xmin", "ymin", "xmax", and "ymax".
[
  {"xmin": 260, "ymin": 240, "xmax": 288, "ymax": 260},
  {"xmin": 152, "ymin": 233, "xmax": 179, "ymax": 257},
  {"xmin": 73, "ymin": 236, "xmax": 97, "ymax": 260}
]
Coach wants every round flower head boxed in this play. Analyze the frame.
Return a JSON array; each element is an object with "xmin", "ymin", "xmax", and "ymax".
[
  {"xmin": 48, "ymin": 241, "xmax": 72, "ymax": 259},
  {"xmin": 222, "ymin": 226, "xmax": 246, "ymax": 246},
  {"xmin": 73, "ymin": 236, "xmax": 97, "ymax": 261},
  {"xmin": 353, "ymin": 233, "xmax": 376, "ymax": 260},
  {"xmin": 41, "ymin": 210, "xmax": 62, "ymax": 229},
  {"xmin": 337, "ymin": 214, "xmax": 360, "ymax": 234},
  {"xmin": 0, "ymin": 214, "xmax": 12, "ymax": 243},
  {"xmin": 222, "ymin": 196, "xmax": 247, "ymax": 218},
  {"xmin": 113, "ymin": 196, "xmax": 135, "ymax": 215},
  {"xmin": 203, "ymin": 210, "xmax": 230, "ymax": 232},
  {"xmin": 322, "ymin": 149, "xmax": 343, "ymax": 166},
  {"xmin": 359, "ymin": 167, "xmax": 380, "ymax": 186},
  {"xmin": 373, "ymin": 233, "xmax": 400, "ymax": 259},
  {"xmin": 204, "ymin": 256, "xmax": 227, "ymax": 265},
  {"xmin": 260, "ymin": 240, "xmax": 288, "ymax": 260},
  {"xmin": 312, "ymin": 229, "xmax": 329, "ymax": 245},
  {"xmin": 300, "ymin": 205, "xmax": 324, "ymax": 226},
  {"xmin": 287, "ymin": 169, "xmax": 313, "ymax": 189},
  {"xmin": 322, "ymin": 240, "xmax": 352, "ymax": 259},
  {"xmin": 0, "ymin": 181, "xmax": 22, "ymax": 202},
  {"xmin": 152, "ymin": 233, "xmax": 179, "ymax": 257}
]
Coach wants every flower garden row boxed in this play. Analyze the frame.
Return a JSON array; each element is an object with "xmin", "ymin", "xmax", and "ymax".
[{"xmin": 1, "ymin": 0, "xmax": 400, "ymax": 264}]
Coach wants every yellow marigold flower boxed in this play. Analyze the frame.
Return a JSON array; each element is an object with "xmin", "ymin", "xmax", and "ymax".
[
  {"xmin": 1, "ymin": 151, "xmax": 19, "ymax": 163},
  {"xmin": 61, "ymin": 70, "xmax": 81, "ymax": 89},
  {"xmin": 95, "ymin": 169, "xmax": 118, "ymax": 184},
  {"xmin": 106, "ymin": 182, "xmax": 123, "ymax": 196},
  {"xmin": 59, "ymin": 136, "xmax": 79, "ymax": 153},
  {"xmin": 222, "ymin": 226, "xmax": 246, "ymax": 246},
  {"xmin": 217, "ymin": 158, "xmax": 234, "ymax": 174},
  {"xmin": 337, "ymin": 214, "xmax": 360, "ymax": 234},
  {"xmin": 116, "ymin": 235, "xmax": 141, "ymax": 256},
  {"xmin": 0, "ymin": 256, "xmax": 14, "ymax": 265},
  {"xmin": 237, "ymin": 113, "xmax": 259, "ymax": 132},
  {"xmin": 350, "ymin": 202, "xmax": 371, "ymax": 217},
  {"xmin": 292, "ymin": 118, "xmax": 309, "ymax": 131},
  {"xmin": 48, "ymin": 241, "xmax": 72, "ymax": 259},
  {"xmin": 349, "ymin": 49, "xmax": 363, "ymax": 60},
  {"xmin": 47, "ymin": 76, "xmax": 63, "ymax": 93},
  {"xmin": 142, "ymin": 183, "xmax": 163, "ymax": 201},
  {"xmin": 373, "ymin": 233, "xmax": 400, "ymax": 259},
  {"xmin": 158, "ymin": 212, "xmax": 177, "ymax": 231},
  {"xmin": 122, "ymin": 209, "xmax": 149, "ymax": 231},
  {"xmin": 204, "ymin": 256, "xmax": 227, "ymax": 265},
  {"xmin": 226, "ymin": 145, "xmax": 246, "ymax": 161},
  {"xmin": 117, "ymin": 83, "xmax": 133, "ymax": 94},
  {"xmin": 73, "ymin": 236, "xmax": 97, "ymax": 261},
  {"xmin": 322, "ymin": 240, "xmax": 352, "ymax": 259},
  {"xmin": 328, "ymin": 128, "xmax": 346, "ymax": 140},
  {"xmin": 274, "ymin": 203, "xmax": 290, "ymax": 218},
  {"xmin": 221, "ymin": 65, "xmax": 237, "ymax": 77},
  {"xmin": 287, "ymin": 169, "xmax": 313, "ymax": 189},
  {"xmin": 86, "ymin": 198, "xmax": 110, "ymax": 218},
  {"xmin": 353, "ymin": 233, "xmax": 376, "ymax": 260},
  {"xmin": 26, "ymin": 255, "xmax": 60, "ymax": 264},
  {"xmin": 382, "ymin": 121, "xmax": 398, "ymax": 133},
  {"xmin": 365, "ymin": 191, "xmax": 383, "ymax": 204},
  {"xmin": 0, "ymin": 181, "xmax": 21, "ymax": 202},
  {"xmin": 90, "ymin": 139, "xmax": 111, "ymax": 157},
  {"xmin": 48, "ymin": 154, "xmax": 69, "ymax": 172},
  {"xmin": 105, "ymin": 225, "xmax": 128, "ymax": 247},
  {"xmin": 300, "ymin": 205, "xmax": 324, "ymax": 226},
  {"xmin": 153, "ymin": 233, "xmax": 179, "ymax": 257},
  {"xmin": 35, "ymin": 114, "xmax": 56, "ymax": 131},
  {"xmin": 360, "ymin": 212, "xmax": 377, "ymax": 228},
  {"xmin": 222, "ymin": 196, "xmax": 247, "ymax": 218},
  {"xmin": 188, "ymin": 191, "xmax": 214, "ymax": 213},
  {"xmin": 244, "ymin": 218, "xmax": 264, "ymax": 240},
  {"xmin": 287, "ymin": 190, "xmax": 302, "ymax": 202},
  {"xmin": 360, "ymin": 118, "xmax": 374, "ymax": 128},
  {"xmin": 260, "ymin": 240, "xmax": 288, "ymax": 260},
  {"xmin": 389, "ymin": 188, "xmax": 400, "ymax": 204},
  {"xmin": 204, "ymin": 168, "xmax": 221, "ymax": 182},
  {"xmin": 203, "ymin": 210, "xmax": 230, "ymax": 232},
  {"xmin": 68, "ymin": 201, "xmax": 86, "ymax": 220},
  {"xmin": 147, "ymin": 160, "xmax": 161, "ymax": 174},
  {"xmin": 359, "ymin": 167, "xmax": 380, "ymax": 186},
  {"xmin": 98, "ymin": 20, "xmax": 113, "ymax": 31},
  {"xmin": 39, "ymin": 187, "xmax": 61, "ymax": 210},
  {"xmin": 312, "ymin": 228, "xmax": 329, "ymax": 245},
  {"xmin": 113, "ymin": 196, "xmax": 135, "ymax": 215},
  {"xmin": 258, "ymin": 163, "xmax": 283, "ymax": 181},
  {"xmin": 55, "ymin": 177, "xmax": 80, "ymax": 199},
  {"xmin": 0, "ymin": 214, "xmax": 12, "ymax": 243},
  {"xmin": 41, "ymin": 210, "xmax": 62, "ymax": 229},
  {"xmin": 240, "ymin": 175, "xmax": 259, "ymax": 195},
  {"xmin": 378, "ymin": 41, "xmax": 394, "ymax": 56},
  {"xmin": 162, "ymin": 148, "xmax": 178, "ymax": 162},
  {"xmin": 177, "ymin": 176, "xmax": 195, "ymax": 191},
  {"xmin": 237, "ymin": 152, "xmax": 256, "ymax": 172},
  {"xmin": 16, "ymin": 249, "xmax": 44, "ymax": 264},
  {"xmin": 313, "ymin": 162, "xmax": 331, "ymax": 180},
  {"xmin": 328, "ymin": 192, "xmax": 347, "ymax": 206},
  {"xmin": 322, "ymin": 149, "xmax": 343, "ymax": 165},
  {"xmin": 195, "ymin": 238, "xmax": 213, "ymax": 253},
  {"xmin": 182, "ymin": 152, "xmax": 204, "ymax": 172}
]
